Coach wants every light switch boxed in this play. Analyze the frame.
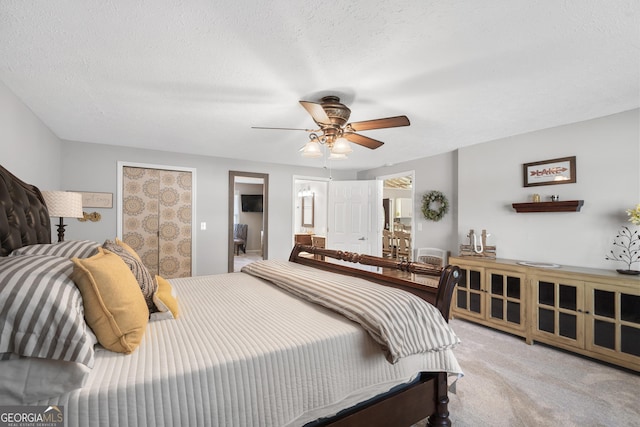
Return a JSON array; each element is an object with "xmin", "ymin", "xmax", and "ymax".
[{"xmin": 200, "ymin": 222, "xmax": 206, "ymax": 230}]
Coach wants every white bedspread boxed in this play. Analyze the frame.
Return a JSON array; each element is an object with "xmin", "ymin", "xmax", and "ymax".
[{"xmin": 38, "ymin": 270, "xmax": 462, "ymax": 427}]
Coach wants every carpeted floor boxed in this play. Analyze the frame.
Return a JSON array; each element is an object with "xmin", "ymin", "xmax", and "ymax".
[{"xmin": 417, "ymin": 319, "xmax": 639, "ymax": 427}]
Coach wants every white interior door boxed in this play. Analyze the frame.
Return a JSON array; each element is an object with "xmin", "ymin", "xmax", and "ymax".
[{"xmin": 328, "ymin": 180, "xmax": 382, "ymax": 257}]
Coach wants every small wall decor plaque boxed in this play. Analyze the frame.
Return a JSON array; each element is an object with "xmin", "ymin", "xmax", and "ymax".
[
  {"xmin": 76, "ymin": 191, "xmax": 113, "ymax": 208},
  {"xmin": 523, "ymin": 156, "xmax": 576, "ymax": 187}
]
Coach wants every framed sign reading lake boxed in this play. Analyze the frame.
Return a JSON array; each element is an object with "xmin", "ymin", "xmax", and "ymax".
[{"xmin": 523, "ymin": 156, "xmax": 576, "ymax": 187}]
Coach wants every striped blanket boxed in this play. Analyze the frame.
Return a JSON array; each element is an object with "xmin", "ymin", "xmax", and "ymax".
[{"xmin": 242, "ymin": 260, "xmax": 460, "ymax": 363}]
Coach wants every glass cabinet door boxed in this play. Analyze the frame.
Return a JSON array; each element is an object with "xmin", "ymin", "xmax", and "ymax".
[
  {"xmin": 585, "ymin": 282, "xmax": 640, "ymax": 363},
  {"xmin": 486, "ymin": 269, "xmax": 526, "ymax": 332},
  {"xmin": 454, "ymin": 266, "xmax": 485, "ymax": 320},
  {"xmin": 532, "ymin": 276, "xmax": 584, "ymax": 348}
]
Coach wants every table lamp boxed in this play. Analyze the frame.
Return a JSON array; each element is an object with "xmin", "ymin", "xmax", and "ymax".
[{"xmin": 41, "ymin": 191, "xmax": 84, "ymax": 242}]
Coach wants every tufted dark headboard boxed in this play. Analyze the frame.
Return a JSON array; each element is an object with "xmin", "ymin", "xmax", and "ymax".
[{"xmin": 0, "ymin": 164, "xmax": 51, "ymax": 256}]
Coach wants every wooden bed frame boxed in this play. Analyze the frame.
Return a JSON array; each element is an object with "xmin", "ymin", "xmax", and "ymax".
[
  {"xmin": 0, "ymin": 164, "xmax": 460, "ymax": 427},
  {"xmin": 290, "ymin": 245, "xmax": 461, "ymax": 427}
]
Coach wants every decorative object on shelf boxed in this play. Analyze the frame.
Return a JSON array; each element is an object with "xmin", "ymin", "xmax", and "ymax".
[
  {"xmin": 421, "ymin": 190, "xmax": 449, "ymax": 222},
  {"xmin": 512, "ymin": 200, "xmax": 584, "ymax": 213},
  {"xmin": 532, "ymin": 193, "xmax": 541, "ymax": 203},
  {"xmin": 459, "ymin": 229, "xmax": 496, "ymax": 258},
  {"xmin": 78, "ymin": 211, "xmax": 102, "ymax": 222},
  {"xmin": 606, "ymin": 204, "xmax": 640, "ymax": 275},
  {"xmin": 550, "ymin": 194, "xmax": 559, "ymax": 202},
  {"xmin": 523, "ymin": 156, "xmax": 576, "ymax": 187},
  {"xmin": 41, "ymin": 191, "xmax": 84, "ymax": 242}
]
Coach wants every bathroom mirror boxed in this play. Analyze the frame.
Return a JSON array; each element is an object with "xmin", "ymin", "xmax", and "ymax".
[{"xmin": 301, "ymin": 193, "xmax": 314, "ymax": 227}]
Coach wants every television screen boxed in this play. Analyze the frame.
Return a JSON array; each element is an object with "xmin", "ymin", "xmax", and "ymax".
[{"xmin": 241, "ymin": 194, "xmax": 263, "ymax": 212}]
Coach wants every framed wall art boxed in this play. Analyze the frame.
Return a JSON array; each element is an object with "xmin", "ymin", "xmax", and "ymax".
[{"xmin": 523, "ymin": 156, "xmax": 576, "ymax": 187}]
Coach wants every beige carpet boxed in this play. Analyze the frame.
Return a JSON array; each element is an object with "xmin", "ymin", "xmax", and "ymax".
[{"xmin": 418, "ymin": 319, "xmax": 639, "ymax": 427}]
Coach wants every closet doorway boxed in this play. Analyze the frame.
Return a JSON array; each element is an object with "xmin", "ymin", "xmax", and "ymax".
[
  {"xmin": 228, "ymin": 171, "xmax": 269, "ymax": 273},
  {"xmin": 118, "ymin": 162, "xmax": 196, "ymax": 278}
]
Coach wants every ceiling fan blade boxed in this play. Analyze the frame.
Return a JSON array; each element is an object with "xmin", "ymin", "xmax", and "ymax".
[
  {"xmin": 251, "ymin": 126, "xmax": 315, "ymax": 131},
  {"xmin": 348, "ymin": 115, "xmax": 410, "ymax": 132},
  {"xmin": 344, "ymin": 132, "xmax": 384, "ymax": 149},
  {"xmin": 299, "ymin": 101, "xmax": 331, "ymax": 125}
]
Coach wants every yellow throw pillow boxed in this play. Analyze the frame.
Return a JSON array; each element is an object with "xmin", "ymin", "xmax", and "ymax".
[
  {"xmin": 71, "ymin": 248, "xmax": 149, "ymax": 353},
  {"xmin": 115, "ymin": 237, "xmax": 143, "ymax": 263},
  {"xmin": 153, "ymin": 275, "xmax": 179, "ymax": 319}
]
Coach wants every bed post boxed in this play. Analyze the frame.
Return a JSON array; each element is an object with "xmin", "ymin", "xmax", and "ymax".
[{"xmin": 427, "ymin": 372, "xmax": 451, "ymax": 427}]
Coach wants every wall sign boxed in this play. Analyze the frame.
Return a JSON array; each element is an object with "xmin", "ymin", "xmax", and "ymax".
[
  {"xmin": 76, "ymin": 191, "xmax": 113, "ymax": 208},
  {"xmin": 523, "ymin": 156, "xmax": 576, "ymax": 187}
]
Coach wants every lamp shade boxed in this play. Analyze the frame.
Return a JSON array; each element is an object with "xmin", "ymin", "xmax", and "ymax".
[
  {"xmin": 301, "ymin": 140, "xmax": 323, "ymax": 158},
  {"xmin": 330, "ymin": 137, "xmax": 353, "ymax": 155},
  {"xmin": 42, "ymin": 191, "xmax": 84, "ymax": 218}
]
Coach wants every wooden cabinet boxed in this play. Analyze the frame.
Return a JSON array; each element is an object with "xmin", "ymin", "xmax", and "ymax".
[
  {"xmin": 449, "ymin": 256, "xmax": 640, "ymax": 371},
  {"xmin": 531, "ymin": 275, "xmax": 585, "ymax": 348},
  {"xmin": 451, "ymin": 258, "xmax": 527, "ymax": 339},
  {"xmin": 294, "ymin": 233, "xmax": 313, "ymax": 245},
  {"xmin": 531, "ymin": 273, "xmax": 640, "ymax": 370}
]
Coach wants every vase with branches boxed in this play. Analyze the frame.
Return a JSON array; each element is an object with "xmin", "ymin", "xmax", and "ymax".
[{"xmin": 606, "ymin": 204, "xmax": 640, "ymax": 275}]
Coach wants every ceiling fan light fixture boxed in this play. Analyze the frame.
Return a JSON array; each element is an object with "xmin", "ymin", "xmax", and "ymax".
[
  {"xmin": 301, "ymin": 140, "xmax": 323, "ymax": 158},
  {"xmin": 328, "ymin": 152, "xmax": 348, "ymax": 160},
  {"xmin": 330, "ymin": 137, "xmax": 353, "ymax": 155}
]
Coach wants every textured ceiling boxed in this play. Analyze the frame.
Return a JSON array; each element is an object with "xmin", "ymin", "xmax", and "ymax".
[{"xmin": 1, "ymin": 1, "xmax": 638, "ymax": 170}]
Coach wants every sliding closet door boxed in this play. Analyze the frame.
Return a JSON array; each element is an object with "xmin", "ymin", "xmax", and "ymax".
[{"xmin": 122, "ymin": 166, "xmax": 192, "ymax": 278}]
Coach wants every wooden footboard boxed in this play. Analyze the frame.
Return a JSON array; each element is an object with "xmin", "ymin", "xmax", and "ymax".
[
  {"xmin": 289, "ymin": 244, "xmax": 460, "ymax": 321},
  {"xmin": 290, "ymin": 244, "xmax": 460, "ymax": 427}
]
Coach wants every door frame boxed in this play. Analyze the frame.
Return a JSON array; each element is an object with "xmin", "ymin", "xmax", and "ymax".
[
  {"xmin": 292, "ymin": 175, "xmax": 330, "ymax": 245},
  {"xmin": 117, "ymin": 161, "xmax": 197, "ymax": 274},
  {"xmin": 228, "ymin": 171, "xmax": 269, "ymax": 273},
  {"xmin": 376, "ymin": 170, "xmax": 415, "ymax": 259}
]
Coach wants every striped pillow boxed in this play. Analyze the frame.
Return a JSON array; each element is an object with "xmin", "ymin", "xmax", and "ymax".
[
  {"xmin": 103, "ymin": 240, "xmax": 158, "ymax": 313},
  {"xmin": 0, "ymin": 254, "xmax": 96, "ymax": 368},
  {"xmin": 9, "ymin": 240, "xmax": 99, "ymax": 259}
]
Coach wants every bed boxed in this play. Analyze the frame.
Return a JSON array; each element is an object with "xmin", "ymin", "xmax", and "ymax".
[{"xmin": 0, "ymin": 164, "xmax": 462, "ymax": 427}]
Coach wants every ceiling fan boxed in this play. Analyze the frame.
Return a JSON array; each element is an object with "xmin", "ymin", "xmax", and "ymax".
[{"xmin": 252, "ymin": 96, "xmax": 410, "ymax": 158}]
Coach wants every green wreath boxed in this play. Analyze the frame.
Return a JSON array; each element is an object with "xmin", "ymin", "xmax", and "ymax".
[{"xmin": 421, "ymin": 190, "xmax": 449, "ymax": 222}]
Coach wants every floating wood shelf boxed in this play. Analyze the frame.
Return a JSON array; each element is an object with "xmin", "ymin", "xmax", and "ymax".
[{"xmin": 512, "ymin": 200, "xmax": 584, "ymax": 213}]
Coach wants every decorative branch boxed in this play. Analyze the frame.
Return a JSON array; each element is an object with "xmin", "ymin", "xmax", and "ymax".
[{"xmin": 605, "ymin": 226, "xmax": 639, "ymax": 271}]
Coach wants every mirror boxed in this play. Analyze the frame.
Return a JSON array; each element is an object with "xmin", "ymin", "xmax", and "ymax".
[{"xmin": 301, "ymin": 193, "xmax": 314, "ymax": 227}]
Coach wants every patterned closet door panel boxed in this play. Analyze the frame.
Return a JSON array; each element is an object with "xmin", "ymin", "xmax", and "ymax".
[
  {"xmin": 122, "ymin": 167, "xmax": 192, "ymax": 279},
  {"xmin": 158, "ymin": 170, "xmax": 192, "ymax": 278}
]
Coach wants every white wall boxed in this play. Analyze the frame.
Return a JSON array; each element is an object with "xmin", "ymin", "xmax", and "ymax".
[
  {"xmin": 4, "ymin": 76, "xmax": 637, "ymax": 272},
  {"xmin": 59, "ymin": 140, "xmax": 355, "ymax": 275},
  {"xmin": 361, "ymin": 109, "xmax": 639, "ymax": 270},
  {"xmin": 0, "ymin": 81, "xmax": 62, "ymax": 188},
  {"xmin": 359, "ymin": 151, "xmax": 458, "ymax": 255},
  {"xmin": 458, "ymin": 109, "xmax": 639, "ymax": 269}
]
